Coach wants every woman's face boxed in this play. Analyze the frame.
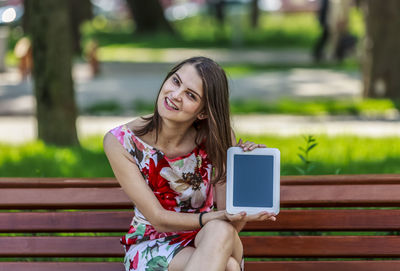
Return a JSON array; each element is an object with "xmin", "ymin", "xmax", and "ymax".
[{"xmin": 157, "ymin": 64, "xmax": 206, "ymax": 124}]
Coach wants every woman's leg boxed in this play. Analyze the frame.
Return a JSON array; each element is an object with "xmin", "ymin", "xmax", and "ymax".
[
  {"xmin": 169, "ymin": 219, "xmax": 242, "ymax": 271},
  {"xmin": 169, "ymin": 248, "xmax": 240, "ymax": 271},
  {"xmin": 168, "ymin": 246, "xmax": 195, "ymax": 271}
]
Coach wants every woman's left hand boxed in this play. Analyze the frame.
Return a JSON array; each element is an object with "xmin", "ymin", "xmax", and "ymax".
[{"xmin": 237, "ymin": 139, "xmax": 266, "ymax": 151}]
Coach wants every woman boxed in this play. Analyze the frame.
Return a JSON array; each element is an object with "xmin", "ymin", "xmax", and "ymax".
[{"xmin": 104, "ymin": 57, "xmax": 276, "ymax": 271}]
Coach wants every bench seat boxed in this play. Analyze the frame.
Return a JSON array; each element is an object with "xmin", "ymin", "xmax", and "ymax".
[{"xmin": 1, "ymin": 174, "xmax": 400, "ymax": 271}]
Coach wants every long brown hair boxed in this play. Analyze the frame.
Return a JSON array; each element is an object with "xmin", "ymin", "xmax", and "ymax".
[{"xmin": 134, "ymin": 57, "xmax": 232, "ymax": 184}]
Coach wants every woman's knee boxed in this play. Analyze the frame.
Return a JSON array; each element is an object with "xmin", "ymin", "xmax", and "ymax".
[
  {"xmin": 226, "ymin": 256, "xmax": 241, "ymax": 271},
  {"xmin": 204, "ymin": 219, "xmax": 236, "ymax": 240},
  {"xmin": 195, "ymin": 219, "xmax": 237, "ymax": 248}
]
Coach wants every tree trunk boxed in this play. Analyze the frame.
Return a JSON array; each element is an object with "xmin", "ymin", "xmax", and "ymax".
[
  {"xmin": 125, "ymin": 0, "xmax": 174, "ymax": 34},
  {"xmin": 68, "ymin": 0, "xmax": 93, "ymax": 55},
  {"xmin": 362, "ymin": 0, "xmax": 400, "ymax": 99},
  {"xmin": 250, "ymin": 0, "xmax": 259, "ymax": 28},
  {"xmin": 23, "ymin": 0, "xmax": 92, "ymax": 55},
  {"xmin": 27, "ymin": 0, "xmax": 79, "ymax": 146}
]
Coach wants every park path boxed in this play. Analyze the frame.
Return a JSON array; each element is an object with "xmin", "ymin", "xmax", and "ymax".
[{"xmin": 0, "ymin": 48, "xmax": 398, "ymax": 143}]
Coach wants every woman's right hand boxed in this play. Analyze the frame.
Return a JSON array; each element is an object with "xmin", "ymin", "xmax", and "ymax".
[{"xmin": 224, "ymin": 210, "xmax": 276, "ymax": 223}]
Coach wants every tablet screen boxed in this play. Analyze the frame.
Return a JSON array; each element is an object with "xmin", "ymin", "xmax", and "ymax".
[{"xmin": 233, "ymin": 154, "xmax": 274, "ymax": 207}]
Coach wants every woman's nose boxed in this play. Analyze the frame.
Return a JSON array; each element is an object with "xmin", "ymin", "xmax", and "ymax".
[{"xmin": 171, "ymin": 88, "xmax": 183, "ymax": 101}]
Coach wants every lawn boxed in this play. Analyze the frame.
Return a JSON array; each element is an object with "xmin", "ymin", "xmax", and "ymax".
[{"xmin": 1, "ymin": 134, "xmax": 399, "ymax": 177}]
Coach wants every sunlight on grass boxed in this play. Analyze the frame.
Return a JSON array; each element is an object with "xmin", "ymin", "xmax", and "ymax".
[
  {"xmin": 1, "ymin": 134, "xmax": 399, "ymax": 177},
  {"xmin": 238, "ymin": 134, "xmax": 400, "ymax": 175}
]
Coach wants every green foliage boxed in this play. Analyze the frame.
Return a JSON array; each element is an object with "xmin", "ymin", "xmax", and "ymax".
[
  {"xmin": 133, "ymin": 99, "xmax": 154, "ymax": 114},
  {"xmin": 223, "ymin": 60, "xmax": 360, "ymax": 77},
  {"xmin": 0, "ymin": 137, "xmax": 113, "ymax": 177},
  {"xmin": 84, "ymin": 101, "xmax": 124, "ymax": 115},
  {"xmin": 230, "ymin": 98, "xmax": 398, "ymax": 116},
  {"xmin": 80, "ymin": 11, "xmax": 349, "ymax": 50},
  {"xmin": 240, "ymin": 134, "xmax": 400, "ymax": 176},
  {"xmin": 295, "ymin": 135, "xmax": 318, "ymax": 175}
]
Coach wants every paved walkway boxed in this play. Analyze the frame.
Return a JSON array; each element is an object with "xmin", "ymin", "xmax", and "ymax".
[
  {"xmin": 2, "ymin": 114, "xmax": 400, "ymax": 144},
  {"xmin": 0, "ymin": 48, "xmax": 398, "ymax": 143},
  {"xmin": 0, "ymin": 61, "xmax": 360, "ymax": 115}
]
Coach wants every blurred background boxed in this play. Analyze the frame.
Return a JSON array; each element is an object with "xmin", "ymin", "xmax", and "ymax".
[{"xmin": 0, "ymin": 0, "xmax": 399, "ymax": 177}]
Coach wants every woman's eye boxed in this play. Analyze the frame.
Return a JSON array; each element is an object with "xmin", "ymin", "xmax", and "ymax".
[
  {"xmin": 173, "ymin": 77, "xmax": 180, "ymax": 85},
  {"xmin": 187, "ymin": 92, "xmax": 196, "ymax": 100}
]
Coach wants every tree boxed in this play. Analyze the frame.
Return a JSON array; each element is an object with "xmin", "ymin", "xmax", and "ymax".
[
  {"xmin": 362, "ymin": 0, "xmax": 400, "ymax": 99},
  {"xmin": 250, "ymin": 0, "xmax": 259, "ymax": 28},
  {"xmin": 26, "ymin": 0, "xmax": 79, "ymax": 146},
  {"xmin": 24, "ymin": 0, "xmax": 92, "ymax": 55},
  {"xmin": 68, "ymin": 0, "xmax": 93, "ymax": 54},
  {"xmin": 125, "ymin": 0, "xmax": 174, "ymax": 34}
]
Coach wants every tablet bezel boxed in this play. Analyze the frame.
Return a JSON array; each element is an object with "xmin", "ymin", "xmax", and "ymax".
[{"xmin": 226, "ymin": 147, "xmax": 280, "ymax": 215}]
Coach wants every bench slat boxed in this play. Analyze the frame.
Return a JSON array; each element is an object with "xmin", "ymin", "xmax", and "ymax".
[
  {"xmin": 0, "ymin": 237, "xmax": 123, "ymax": 257},
  {"xmin": 0, "ymin": 188, "xmax": 132, "ymax": 209},
  {"xmin": 0, "ymin": 262, "xmax": 124, "ymax": 271},
  {"xmin": 246, "ymin": 209, "xmax": 400, "ymax": 231},
  {"xmin": 1, "ymin": 261, "xmax": 399, "ymax": 271},
  {"xmin": 0, "ymin": 178, "xmax": 118, "ymax": 188},
  {"xmin": 2, "ymin": 183, "xmax": 400, "ymax": 209},
  {"xmin": 242, "ymin": 236, "xmax": 400, "ymax": 257},
  {"xmin": 1, "ymin": 236, "xmax": 400, "ymax": 258},
  {"xmin": 245, "ymin": 261, "xmax": 400, "ymax": 271},
  {"xmin": 281, "ymin": 184, "xmax": 400, "ymax": 207},
  {"xmin": 0, "ymin": 211, "xmax": 133, "ymax": 233},
  {"xmin": 2, "ymin": 174, "xmax": 400, "ymax": 187},
  {"xmin": 1, "ymin": 209, "xmax": 400, "ymax": 232}
]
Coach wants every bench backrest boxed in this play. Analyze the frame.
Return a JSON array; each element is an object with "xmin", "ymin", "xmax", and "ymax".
[{"xmin": 1, "ymin": 174, "xmax": 400, "ymax": 271}]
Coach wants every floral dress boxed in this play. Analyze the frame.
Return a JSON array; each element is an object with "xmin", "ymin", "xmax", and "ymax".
[{"xmin": 109, "ymin": 124, "xmax": 214, "ymax": 271}]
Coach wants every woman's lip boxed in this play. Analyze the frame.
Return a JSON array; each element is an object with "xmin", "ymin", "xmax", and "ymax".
[{"xmin": 164, "ymin": 97, "xmax": 178, "ymax": 111}]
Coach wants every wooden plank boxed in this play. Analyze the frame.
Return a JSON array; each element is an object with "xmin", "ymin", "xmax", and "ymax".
[
  {"xmin": 0, "ymin": 237, "xmax": 124, "ymax": 257},
  {"xmin": 281, "ymin": 174, "xmax": 400, "ymax": 185},
  {"xmin": 281, "ymin": 184, "xmax": 400, "ymax": 207},
  {"xmin": 1, "ymin": 174, "xmax": 400, "ymax": 188},
  {"xmin": 245, "ymin": 209, "xmax": 400, "ymax": 231},
  {"xmin": 245, "ymin": 261, "xmax": 400, "ymax": 271},
  {"xmin": 0, "ymin": 262, "xmax": 124, "ymax": 271},
  {"xmin": 2, "ymin": 183, "xmax": 400, "ymax": 209},
  {"xmin": 241, "ymin": 236, "xmax": 400, "ymax": 258},
  {"xmin": 0, "ymin": 188, "xmax": 133, "ymax": 209},
  {"xmin": 2, "ymin": 209, "xmax": 400, "ymax": 232},
  {"xmin": 1, "ymin": 261, "xmax": 399, "ymax": 271},
  {"xmin": 0, "ymin": 211, "xmax": 133, "ymax": 233},
  {"xmin": 2, "ymin": 236, "xmax": 400, "ymax": 258},
  {"xmin": 0, "ymin": 178, "xmax": 118, "ymax": 188}
]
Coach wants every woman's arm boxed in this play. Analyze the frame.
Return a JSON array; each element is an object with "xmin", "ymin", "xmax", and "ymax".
[{"xmin": 104, "ymin": 132, "xmax": 227, "ymax": 232}]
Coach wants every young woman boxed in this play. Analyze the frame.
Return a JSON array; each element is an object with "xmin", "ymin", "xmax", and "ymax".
[{"xmin": 104, "ymin": 57, "xmax": 276, "ymax": 271}]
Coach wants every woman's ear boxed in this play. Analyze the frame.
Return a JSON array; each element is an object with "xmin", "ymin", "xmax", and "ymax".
[{"xmin": 197, "ymin": 111, "xmax": 208, "ymax": 120}]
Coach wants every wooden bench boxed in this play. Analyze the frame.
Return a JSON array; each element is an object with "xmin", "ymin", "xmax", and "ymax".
[{"xmin": 1, "ymin": 174, "xmax": 400, "ymax": 271}]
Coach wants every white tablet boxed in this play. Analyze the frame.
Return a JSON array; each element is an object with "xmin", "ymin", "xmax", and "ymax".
[{"xmin": 226, "ymin": 147, "xmax": 280, "ymax": 215}]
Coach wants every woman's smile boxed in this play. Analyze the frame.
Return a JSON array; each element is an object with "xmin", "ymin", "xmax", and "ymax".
[{"xmin": 164, "ymin": 97, "xmax": 179, "ymax": 111}]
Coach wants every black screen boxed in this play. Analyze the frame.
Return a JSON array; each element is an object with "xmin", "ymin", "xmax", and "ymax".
[{"xmin": 233, "ymin": 154, "xmax": 274, "ymax": 207}]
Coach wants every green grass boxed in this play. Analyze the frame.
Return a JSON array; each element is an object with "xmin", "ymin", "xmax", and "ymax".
[
  {"xmin": 0, "ymin": 136, "xmax": 112, "ymax": 177},
  {"xmin": 230, "ymin": 98, "xmax": 398, "ymax": 116},
  {"xmin": 223, "ymin": 60, "xmax": 360, "ymax": 76},
  {"xmin": 1, "ymin": 134, "xmax": 399, "ymax": 177},
  {"xmin": 242, "ymin": 134, "xmax": 400, "ymax": 176},
  {"xmin": 127, "ymin": 98, "xmax": 399, "ymax": 117},
  {"xmin": 79, "ymin": 8, "xmax": 364, "ymax": 53}
]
